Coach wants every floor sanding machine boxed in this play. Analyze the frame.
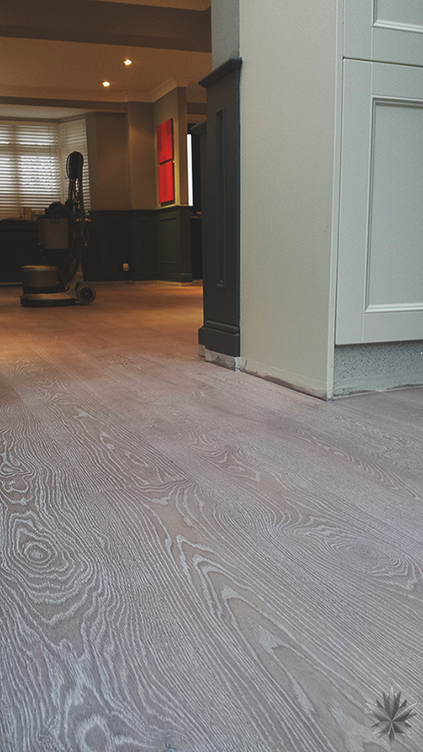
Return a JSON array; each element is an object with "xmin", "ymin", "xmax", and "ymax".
[{"xmin": 20, "ymin": 151, "xmax": 96, "ymax": 307}]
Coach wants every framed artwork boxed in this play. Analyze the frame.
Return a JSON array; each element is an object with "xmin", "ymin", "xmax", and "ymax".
[
  {"xmin": 157, "ymin": 119, "xmax": 174, "ymax": 164},
  {"xmin": 158, "ymin": 160, "xmax": 175, "ymax": 203}
]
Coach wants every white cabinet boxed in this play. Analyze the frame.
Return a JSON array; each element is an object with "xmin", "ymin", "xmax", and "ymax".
[
  {"xmin": 336, "ymin": 60, "xmax": 423, "ymax": 344},
  {"xmin": 336, "ymin": 3, "xmax": 423, "ymax": 345},
  {"xmin": 344, "ymin": 0, "xmax": 423, "ymax": 67}
]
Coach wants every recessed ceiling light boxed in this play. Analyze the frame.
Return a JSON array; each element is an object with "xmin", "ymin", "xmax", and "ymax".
[
  {"xmin": 123, "ymin": 59, "xmax": 132, "ymax": 66},
  {"xmin": 102, "ymin": 81, "xmax": 111, "ymax": 87}
]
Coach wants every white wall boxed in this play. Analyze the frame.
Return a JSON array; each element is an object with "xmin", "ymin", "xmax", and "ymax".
[
  {"xmin": 86, "ymin": 92, "xmax": 189, "ymax": 212},
  {"xmin": 211, "ymin": 0, "xmax": 239, "ymax": 69},
  {"xmin": 153, "ymin": 87, "xmax": 188, "ymax": 208},
  {"xmin": 127, "ymin": 102, "xmax": 156, "ymax": 211},
  {"xmin": 86, "ymin": 112, "xmax": 130, "ymax": 211},
  {"xmin": 239, "ymin": 0, "xmax": 339, "ymax": 398}
]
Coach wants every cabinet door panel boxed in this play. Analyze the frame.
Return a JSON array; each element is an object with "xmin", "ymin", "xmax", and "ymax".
[
  {"xmin": 345, "ymin": 0, "xmax": 423, "ymax": 66},
  {"xmin": 336, "ymin": 60, "xmax": 423, "ymax": 344},
  {"xmin": 375, "ymin": 0, "xmax": 423, "ymax": 28}
]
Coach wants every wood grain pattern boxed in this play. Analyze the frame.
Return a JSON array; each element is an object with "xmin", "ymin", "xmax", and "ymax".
[{"xmin": 1, "ymin": 283, "xmax": 422, "ymax": 751}]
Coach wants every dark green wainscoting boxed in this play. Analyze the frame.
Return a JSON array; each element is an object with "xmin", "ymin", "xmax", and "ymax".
[
  {"xmin": 0, "ymin": 220, "xmax": 39, "ymax": 283},
  {"xmin": 0, "ymin": 207, "xmax": 194, "ymax": 285},
  {"xmin": 84, "ymin": 207, "xmax": 193, "ymax": 284}
]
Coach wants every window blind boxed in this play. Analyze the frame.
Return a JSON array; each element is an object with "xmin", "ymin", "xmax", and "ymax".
[
  {"xmin": 0, "ymin": 118, "xmax": 91, "ymax": 219},
  {"xmin": 0, "ymin": 121, "xmax": 61, "ymax": 219}
]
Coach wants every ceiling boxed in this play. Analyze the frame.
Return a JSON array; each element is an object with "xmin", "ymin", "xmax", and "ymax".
[{"xmin": 0, "ymin": 0, "xmax": 212, "ymax": 120}]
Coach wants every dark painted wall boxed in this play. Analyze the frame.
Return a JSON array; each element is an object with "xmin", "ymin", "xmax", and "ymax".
[
  {"xmin": 0, "ymin": 221, "xmax": 39, "ymax": 283},
  {"xmin": 85, "ymin": 207, "xmax": 192, "ymax": 283},
  {"xmin": 196, "ymin": 58, "xmax": 242, "ymax": 357},
  {"xmin": 0, "ymin": 207, "xmax": 193, "ymax": 285}
]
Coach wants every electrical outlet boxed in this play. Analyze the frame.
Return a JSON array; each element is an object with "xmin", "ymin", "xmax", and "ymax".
[{"xmin": 123, "ymin": 263, "xmax": 129, "ymax": 272}]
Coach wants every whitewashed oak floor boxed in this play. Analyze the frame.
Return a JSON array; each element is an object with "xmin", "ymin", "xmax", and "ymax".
[{"xmin": 0, "ymin": 283, "xmax": 422, "ymax": 752}]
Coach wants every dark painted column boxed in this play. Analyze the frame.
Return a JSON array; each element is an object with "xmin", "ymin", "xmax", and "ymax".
[
  {"xmin": 197, "ymin": 57, "xmax": 242, "ymax": 358},
  {"xmin": 190, "ymin": 118, "xmax": 207, "ymax": 342}
]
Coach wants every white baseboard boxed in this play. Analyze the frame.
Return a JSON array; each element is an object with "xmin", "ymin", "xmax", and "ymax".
[
  {"xmin": 202, "ymin": 350, "xmax": 329, "ymax": 399},
  {"xmin": 205, "ymin": 349, "xmax": 245, "ymax": 371},
  {"xmin": 241, "ymin": 358, "xmax": 329, "ymax": 400}
]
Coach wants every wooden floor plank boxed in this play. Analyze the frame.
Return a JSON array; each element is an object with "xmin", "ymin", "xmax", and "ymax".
[{"xmin": 1, "ymin": 284, "xmax": 422, "ymax": 751}]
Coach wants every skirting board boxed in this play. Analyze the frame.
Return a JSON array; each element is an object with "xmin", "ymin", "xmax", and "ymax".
[
  {"xmin": 241, "ymin": 358, "xmax": 329, "ymax": 400},
  {"xmin": 202, "ymin": 350, "xmax": 329, "ymax": 399},
  {"xmin": 205, "ymin": 349, "xmax": 244, "ymax": 371},
  {"xmin": 201, "ymin": 344, "xmax": 423, "ymax": 399}
]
